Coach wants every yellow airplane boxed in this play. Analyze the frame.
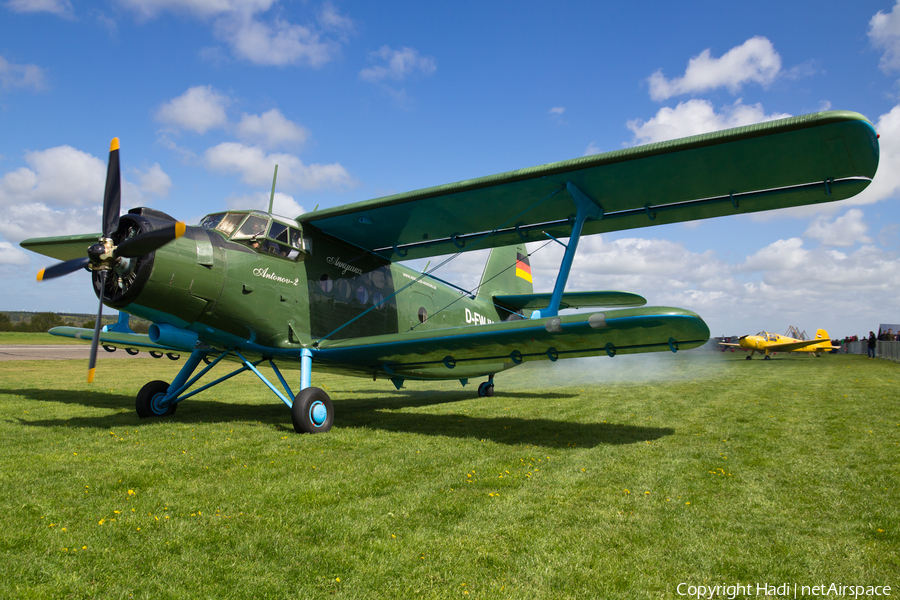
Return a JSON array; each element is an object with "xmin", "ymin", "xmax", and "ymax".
[{"xmin": 720, "ymin": 329, "xmax": 839, "ymax": 359}]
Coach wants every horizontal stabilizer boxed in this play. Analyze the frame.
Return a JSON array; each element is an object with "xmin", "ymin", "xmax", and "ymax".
[{"xmin": 493, "ymin": 291, "xmax": 646, "ymax": 310}]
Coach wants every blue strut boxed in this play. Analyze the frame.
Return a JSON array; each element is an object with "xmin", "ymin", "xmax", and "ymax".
[
  {"xmin": 300, "ymin": 348, "xmax": 313, "ymax": 390},
  {"xmin": 543, "ymin": 182, "xmax": 604, "ymax": 318}
]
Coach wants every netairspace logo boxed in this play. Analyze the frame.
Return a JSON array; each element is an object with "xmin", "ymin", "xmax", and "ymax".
[{"xmin": 676, "ymin": 582, "xmax": 892, "ymax": 599}]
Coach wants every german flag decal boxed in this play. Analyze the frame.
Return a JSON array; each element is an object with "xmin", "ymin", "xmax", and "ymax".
[{"xmin": 515, "ymin": 252, "xmax": 532, "ymax": 283}]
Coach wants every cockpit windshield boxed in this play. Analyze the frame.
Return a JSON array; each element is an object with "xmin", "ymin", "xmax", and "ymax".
[{"xmin": 199, "ymin": 211, "xmax": 311, "ymax": 259}]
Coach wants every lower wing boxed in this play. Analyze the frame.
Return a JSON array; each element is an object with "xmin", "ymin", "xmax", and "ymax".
[{"xmin": 314, "ymin": 306, "xmax": 709, "ymax": 378}]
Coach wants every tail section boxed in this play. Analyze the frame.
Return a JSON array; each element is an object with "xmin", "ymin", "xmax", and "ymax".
[
  {"xmin": 478, "ymin": 244, "xmax": 533, "ymax": 297},
  {"xmin": 477, "ymin": 244, "xmax": 533, "ymax": 320},
  {"xmin": 814, "ymin": 328, "xmax": 830, "ymax": 340}
]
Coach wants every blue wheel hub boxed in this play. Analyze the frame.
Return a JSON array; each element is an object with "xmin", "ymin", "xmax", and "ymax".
[
  {"xmin": 151, "ymin": 393, "xmax": 170, "ymax": 415},
  {"xmin": 309, "ymin": 401, "xmax": 327, "ymax": 427}
]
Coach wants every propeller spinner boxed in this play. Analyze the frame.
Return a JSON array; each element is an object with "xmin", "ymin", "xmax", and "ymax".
[{"xmin": 36, "ymin": 138, "xmax": 185, "ymax": 382}]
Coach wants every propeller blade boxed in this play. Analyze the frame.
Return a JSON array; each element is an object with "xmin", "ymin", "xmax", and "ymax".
[
  {"xmin": 114, "ymin": 222, "xmax": 186, "ymax": 258},
  {"xmin": 87, "ymin": 270, "xmax": 106, "ymax": 383},
  {"xmin": 102, "ymin": 138, "xmax": 121, "ymax": 239},
  {"xmin": 37, "ymin": 257, "xmax": 90, "ymax": 281}
]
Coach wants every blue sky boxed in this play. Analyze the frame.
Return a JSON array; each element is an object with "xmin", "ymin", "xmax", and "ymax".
[{"xmin": 2, "ymin": 0, "xmax": 900, "ymax": 340}]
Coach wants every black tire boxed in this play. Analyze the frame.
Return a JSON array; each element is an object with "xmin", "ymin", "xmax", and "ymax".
[
  {"xmin": 103, "ymin": 345, "xmax": 116, "ymax": 353},
  {"xmin": 291, "ymin": 387, "xmax": 334, "ymax": 433},
  {"xmin": 485, "ymin": 384, "xmax": 494, "ymax": 397},
  {"xmin": 125, "ymin": 348, "xmax": 139, "ymax": 355},
  {"xmin": 150, "ymin": 351, "xmax": 163, "ymax": 358},
  {"xmin": 136, "ymin": 380, "xmax": 177, "ymax": 418}
]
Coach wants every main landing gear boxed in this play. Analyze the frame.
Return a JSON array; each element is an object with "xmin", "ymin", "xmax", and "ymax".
[{"xmin": 132, "ymin": 348, "xmax": 334, "ymax": 434}]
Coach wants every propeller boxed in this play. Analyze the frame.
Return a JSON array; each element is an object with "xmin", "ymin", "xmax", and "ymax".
[{"xmin": 36, "ymin": 138, "xmax": 186, "ymax": 382}]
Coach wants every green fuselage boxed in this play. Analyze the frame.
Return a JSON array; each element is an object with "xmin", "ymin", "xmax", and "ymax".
[{"xmin": 116, "ymin": 210, "xmax": 517, "ymax": 379}]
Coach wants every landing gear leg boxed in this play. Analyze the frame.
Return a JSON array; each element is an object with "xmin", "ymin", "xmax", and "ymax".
[{"xmin": 477, "ymin": 374, "xmax": 495, "ymax": 397}]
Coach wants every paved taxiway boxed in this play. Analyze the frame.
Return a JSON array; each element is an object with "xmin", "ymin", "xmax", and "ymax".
[{"xmin": 0, "ymin": 345, "xmax": 151, "ymax": 361}]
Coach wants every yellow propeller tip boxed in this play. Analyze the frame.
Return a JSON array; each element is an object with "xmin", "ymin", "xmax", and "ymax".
[
  {"xmin": 37, "ymin": 269, "xmax": 45, "ymax": 282},
  {"xmin": 175, "ymin": 221, "xmax": 186, "ymax": 238},
  {"xmin": 87, "ymin": 368, "xmax": 96, "ymax": 384},
  {"xmin": 110, "ymin": 137, "xmax": 120, "ymax": 152}
]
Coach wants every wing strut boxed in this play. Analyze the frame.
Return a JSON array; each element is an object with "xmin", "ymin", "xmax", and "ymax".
[{"xmin": 541, "ymin": 182, "xmax": 604, "ymax": 318}]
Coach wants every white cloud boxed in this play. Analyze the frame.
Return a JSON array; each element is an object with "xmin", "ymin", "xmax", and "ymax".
[
  {"xmin": 0, "ymin": 145, "xmax": 106, "ymax": 207},
  {"xmin": 626, "ymin": 99, "xmax": 790, "ymax": 145},
  {"xmin": 0, "ymin": 55, "xmax": 48, "ymax": 92},
  {"xmin": 225, "ymin": 190, "xmax": 304, "ymax": 218},
  {"xmin": 204, "ymin": 142, "xmax": 353, "ymax": 191},
  {"xmin": 647, "ymin": 36, "xmax": 782, "ymax": 101},
  {"xmin": 5, "ymin": 0, "xmax": 73, "ymax": 18},
  {"xmin": 0, "ymin": 145, "xmax": 172, "ymax": 243},
  {"xmin": 116, "ymin": 0, "xmax": 277, "ymax": 20},
  {"xmin": 0, "ymin": 241, "xmax": 29, "ymax": 265},
  {"xmin": 217, "ymin": 13, "xmax": 339, "ymax": 67},
  {"xmin": 117, "ymin": 0, "xmax": 349, "ymax": 67},
  {"xmin": 845, "ymin": 104, "xmax": 900, "ymax": 205},
  {"xmin": 359, "ymin": 46, "xmax": 436, "ymax": 83},
  {"xmin": 584, "ymin": 142, "xmax": 600, "ymax": 156},
  {"xmin": 804, "ymin": 209, "xmax": 872, "ymax": 247},
  {"xmin": 134, "ymin": 163, "xmax": 172, "ymax": 198},
  {"xmin": 155, "ymin": 85, "xmax": 230, "ymax": 134},
  {"xmin": 869, "ymin": 1, "xmax": 900, "ymax": 73},
  {"xmin": 236, "ymin": 108, "xmax": 309, "ymax": 149}
]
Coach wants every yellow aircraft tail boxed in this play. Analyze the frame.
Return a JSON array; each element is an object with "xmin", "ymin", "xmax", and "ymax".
[{"xmin": 815, "ymin": 328, "xmax": 830, "ymax": 340}]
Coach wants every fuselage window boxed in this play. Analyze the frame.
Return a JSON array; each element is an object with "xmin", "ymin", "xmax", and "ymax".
[
  {"xmin": 337, "ymin": 279, "xmax": 352, "ymax": 301},
  {"xmin": 418, "ymin": 306, "xmax": 428, "ymax": 323},
  {"xmin": 319, "ymin": 274, "xmax": 333, "ymax": 292},
  {"xmin": 372, "ymin": 291, "xmax": 384, "ymax": 308},
  {"xmin": 357, "ymin": 285, "xmax": 369, "ymax": 305}
]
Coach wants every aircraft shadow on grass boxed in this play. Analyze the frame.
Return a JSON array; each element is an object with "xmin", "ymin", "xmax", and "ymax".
[{"xmin": 5, "ymin": 387, "xmax": 674, "ymax": 448}]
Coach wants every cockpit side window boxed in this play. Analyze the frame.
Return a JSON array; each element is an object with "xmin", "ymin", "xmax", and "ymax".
[
  {"xmin": 232, "ymin": 215, "xmax": 270, "ymax": 240},
  {"xmin": 216, "ymin": 213, "xmax": 245, "ymax": 237}
]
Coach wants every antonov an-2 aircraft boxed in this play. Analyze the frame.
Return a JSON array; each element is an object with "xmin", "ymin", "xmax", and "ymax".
[{"xmin": 21, "ymin": 110, "xmax": 879, "ymax": 433}]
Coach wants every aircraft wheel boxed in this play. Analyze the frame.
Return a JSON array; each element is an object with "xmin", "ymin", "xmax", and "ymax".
[
  {"xmin": 292, "ymin": 387, "xmax": 334, "ymax": 434},
  {"xmin": 477, "ymin": 381, "xmax": 495, "ymax": 397},
  {"xmin": 745, "ymin": 355, "xmax": 752, "ymax": 360},
  {"xmin": 136, "ymin": 380, "xmax": 177, "ymax": 418},
  {"xmin": 126, "ymin": 348, "xmax": 139, "ymax": 355},
  {"xmin": 764, "ymin": 355, "xmax": 771, "ymax": 361}
]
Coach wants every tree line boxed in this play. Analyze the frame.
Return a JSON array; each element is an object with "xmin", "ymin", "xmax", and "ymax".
[{"xmin": 0, "ymin": 312, "xmax": 150, "ymax": 333}]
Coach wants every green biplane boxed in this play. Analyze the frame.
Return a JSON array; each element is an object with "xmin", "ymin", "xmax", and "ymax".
[{"xmin": 21, "ymin": 110, "xmax": 879, "ymax": 433}]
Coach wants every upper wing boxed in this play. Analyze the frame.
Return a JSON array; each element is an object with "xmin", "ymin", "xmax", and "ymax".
[
  {"xmin": 21, "ymin": 233, "xmax": 101, "ymax": 261},
  {"xmin": 313, "ymin": 306, "xmax": 709, "ymax": 377},
  {"xmin": 494, "ymin": 291, "xmax": 646, "ymax": 311},
  {"xmin": 299, "ymin": 111, "xmax": 878, "ymax": 262}
]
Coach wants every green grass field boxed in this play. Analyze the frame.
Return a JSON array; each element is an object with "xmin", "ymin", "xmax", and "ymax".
[{"xmin": 0, "ymin": 345, "xmax": 897, "ymax": 599}]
